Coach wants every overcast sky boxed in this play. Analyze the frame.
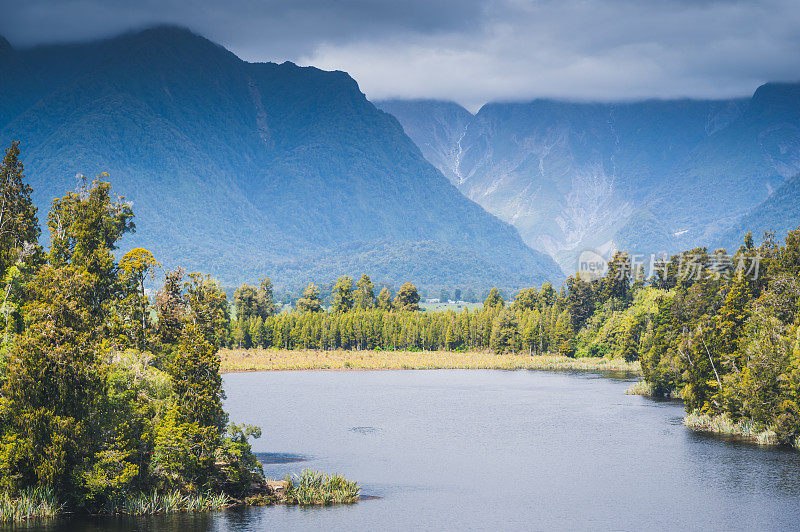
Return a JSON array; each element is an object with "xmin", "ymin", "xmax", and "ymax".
[{"xmin": 2, "ymin": 0, "xmax": 800, "ymax": 111}]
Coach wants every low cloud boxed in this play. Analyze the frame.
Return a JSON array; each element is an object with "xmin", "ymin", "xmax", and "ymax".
[{"xmin": 3, "ymin": 0, "xmax": 800, "ymax": 109}]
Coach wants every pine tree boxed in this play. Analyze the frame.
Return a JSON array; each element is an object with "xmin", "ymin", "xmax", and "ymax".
[{"xmin": 0, "ymin": 141, "xmax": 40, "ymax": 279}]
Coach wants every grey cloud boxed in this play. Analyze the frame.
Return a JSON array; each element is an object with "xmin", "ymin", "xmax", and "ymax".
[{"xmin": 1, "ymin": 0, "xmax": 799, "ymax": 108}]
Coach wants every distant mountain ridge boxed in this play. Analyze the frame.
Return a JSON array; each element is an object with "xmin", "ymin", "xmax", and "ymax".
[
  {"xmin": 0, "ymin": 26, "xmax": 562, "ymax": 291},
  {"xmin": 378, "ymin": 88, "xmax": 800, "ymax": 269}
]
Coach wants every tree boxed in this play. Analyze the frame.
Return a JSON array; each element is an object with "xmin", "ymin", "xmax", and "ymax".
[
  {"xmin": 47, "ymin": 177, "xmax": 134, "ymax": 321},
  {"xmin": 394, "ymin": 282, "xmax": 420, "ymax": 311},
  {"xmin": 552, "ymin": 309, "xmax": 575, "ymax": 357},
  {"xmin": 539, "ymin": 282, "xmax": 556, "ymax": 306},
  {"xmin": 155, "ymin": 268, "xmax": 186, "ymax": 347},
  {"xmin": 0, "ymin": 141, "xmax": 40, "ymax": 279},
  {"xmin": 454, "ymin": 288, "xmax": 462, "ymax": 301},
  {"xmin": 331, "ymin": 275, "xmax": 354, "ymax": 312},
  {"xmin": 297, "ymin": 283, "xmax": 322, "ymax": 313},
  {"xmin": 185, "ymin": 273, "xmax": 230, "ymax": 349},
  {"xmin": 234, "ymin": 284, "xmax": 259, "ymax": 321},
  {"xmin": 439, "ymin": 289, "xmax": 451, "ymax": 303},
  {"xmin": 513, "ymin": 287, "xmax": 539, "ymax": 311},
  {"xmin": 601, "ymin": 252, "xmax": 632, "ymax": 303},
  {"xmin": 0, "ymin": 266, "xmax": 104, "ymax": 496},
  {"xmin": 354, "ymin": 274, "xmax": 376, "ymax": 310},
  {"xmin": 119, "ymin": 248, "xmax": 161, "ymax": 348},
  {"xmin": 377, "ymin": 287, "xmax": 393, "ymax": 311},
  {"xmin": 257, "ymin": 277, "xmax": 276, "ymax": 317},
  {"xmin": 483, "ymin": 287, "xmax": 504, "ymax": 309},
  {"xmin": 566, "ymin": 274, "xmax": 595, "ymax": 331},
  {"xmin": 490, "ymin": 308, "xmax": 519, "ymax": 354}
]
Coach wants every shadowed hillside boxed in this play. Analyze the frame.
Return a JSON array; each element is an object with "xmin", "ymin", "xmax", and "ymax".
[{"xmin": 0, "ymin": 26, "xmax": 562, "ymax": 291}]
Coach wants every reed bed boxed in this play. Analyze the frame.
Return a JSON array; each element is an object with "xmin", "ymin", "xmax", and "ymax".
[
  {"xmin": 625, "ymin": 380, "xmax": 655, "ymax": 396},
  {"xmin": 282, "ymin": 469, "xmax": 360, "ymax": 505},
  {"xmin": 684, "ymin": 411, "xmax": 778, "ymax": 445},
  {"xmin": 103, "ymin": 490, "xmax": 231, "ymax": 516},
  {"xmin": 0, "ymin": 488, "xmax": 61, "ymax": 522},
  {"xmin": 220, "ymin": 348, "xmax": 641, "ymax": 373}
]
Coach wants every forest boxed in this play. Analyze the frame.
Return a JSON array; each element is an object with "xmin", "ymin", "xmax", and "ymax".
[
  {"xmin": 2, "ymin": 136, "xmax": 799, "ymax": 522},
  {"xmin": 0, "ymin": 142, "xmax": 276, "ymax": 519},
  {"xmin": 228, "ymin": 230, "xmax": 800, "ymax": 449}
]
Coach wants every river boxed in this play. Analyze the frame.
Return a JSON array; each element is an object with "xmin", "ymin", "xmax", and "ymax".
[{"xmin": 15, "ymin": 369, "xmax": 800, "ymax": 530}]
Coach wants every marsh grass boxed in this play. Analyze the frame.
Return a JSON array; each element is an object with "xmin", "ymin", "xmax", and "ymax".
[
  {"xmin": 625, "ymin": 380, "xmax": 654, "ymax": 396},
  {"xmin": 283, "ymin": 469, "xmax": 360, "ymax": 505},
  {"xmin": 220, "ymin": 348, "xmax": 641, "ymax": 373},
  {"xmin": 0, "ymin": 488, "xmax": 61, "ymax": 522},
  {"xmin": 103, "ymin": 490, "xmax": 231, "ymax": 516},
  {"xmin": 684, "ymin": 411, "xmax": 778, "ymax": 445}
]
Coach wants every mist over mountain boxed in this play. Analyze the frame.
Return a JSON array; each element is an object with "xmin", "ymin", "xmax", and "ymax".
[
  {"xmin": 378, "ymin": 88, "xmax": 800, "ymax": 269},
  {"xmin": 0, "ymin": 26, "xmax": 561, "ymax": 292}
]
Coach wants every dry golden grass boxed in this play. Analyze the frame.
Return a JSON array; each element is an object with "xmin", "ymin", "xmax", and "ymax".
[{"xmin": 220, "ymin": 348, "xmax": 641, "ymax": 373}]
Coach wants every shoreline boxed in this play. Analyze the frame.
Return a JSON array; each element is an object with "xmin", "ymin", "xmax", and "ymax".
[{"xmin": 220, "ymin": 348, "xmax": 641, "ymax": 374}]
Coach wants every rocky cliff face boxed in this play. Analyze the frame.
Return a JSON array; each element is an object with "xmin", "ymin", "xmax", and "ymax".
[{"xmin": 379, "ymin": 90, "xmax": 800, "ymax": 271}]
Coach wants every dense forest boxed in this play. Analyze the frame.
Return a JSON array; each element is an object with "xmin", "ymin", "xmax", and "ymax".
[
  {"xmin": 229, "ymin": 229, "xmax": 800, "ymax": 449},
  {"xmin": 0, "ymin": 142, "xmax": 265, "ymax": 518}
]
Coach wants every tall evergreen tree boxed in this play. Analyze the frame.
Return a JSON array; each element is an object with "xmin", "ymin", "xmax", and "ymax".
[{"xmin": 0, "ymin": 141, "xmax": 40, "ymax": 279}]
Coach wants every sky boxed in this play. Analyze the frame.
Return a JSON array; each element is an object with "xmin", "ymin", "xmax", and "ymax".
[{"xmin": 2, "ymin": 0, "xmax": 800, "ymax": 111}]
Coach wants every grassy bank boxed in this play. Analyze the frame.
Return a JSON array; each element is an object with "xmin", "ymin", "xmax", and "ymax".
[
  {"xmin": 683, "ymin": 411, "xmax": 782, "ymax": 446},
  {"xmin": 0, "ymin": 488, "xmax": 61, "ymax": 522},
  {"xmin": 283, "ymin": 470, "xmax": 360, "ymax": 505},
  {"xmin": 220, "ymin": 348, "xmax": 641, "ymax": 373},
  {"xmin": 1, "ymin": 468, "xmax": 360, "ymax": 522}
]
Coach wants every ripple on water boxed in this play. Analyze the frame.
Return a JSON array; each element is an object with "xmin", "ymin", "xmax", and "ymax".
[{"xmin": 349, "ymin": 426, "xmax": 381, "ymax": 435}]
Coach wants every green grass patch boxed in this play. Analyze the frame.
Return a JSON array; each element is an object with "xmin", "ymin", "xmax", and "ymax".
[{"xmin": 283, "ymin": 469, "xmax": 360, "ymax": 505}]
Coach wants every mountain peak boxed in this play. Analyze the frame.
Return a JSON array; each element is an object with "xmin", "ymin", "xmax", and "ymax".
[{"xmin": 749, "ymin": 81, "xmax": 800, "ymax": 116}]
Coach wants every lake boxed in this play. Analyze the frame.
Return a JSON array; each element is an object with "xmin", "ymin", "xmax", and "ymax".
[{"xmin": 14, "ymin": 369, "xmax": 800, "ymax": 530}]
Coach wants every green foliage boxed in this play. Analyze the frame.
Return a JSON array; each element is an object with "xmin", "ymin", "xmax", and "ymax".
[
  {"xmin": 483, "ymin": 287, "xmax": 504, "ymax": 309},
  {"xmin": 394, "ymin": 282, "xmax": 420, "ymax": 311},
  {"xmin": 283, "ymin": 469, "xmax": 360, "ymax": 505},
  {"xmin": 331, "ymin": 275, "xmax": 354, "ymax": 313},
  {"xmin": 296, "ymin": 283, "xmax": 322, "ymax": 313},
  {"xmin": 0, "ymin": 141, "xmax": 40, "ymax": 280},
  {"xmin": 490, "ymin": 309, "xmax": 519, "ymax": 354},
  {"xmin": 0, "ymin": 147, "xmax": 263, "ymax": 517},
  {"xmin": 353, "ymin": 274, "xmax": 376, "ymax": 310}
]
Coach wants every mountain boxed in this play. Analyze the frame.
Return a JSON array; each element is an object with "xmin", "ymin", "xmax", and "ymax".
[
  {"xmin": 378, "ymin": 88, "xmax": 800, "ymax": 270},
  {"xmin": 715, "ymin": 172, "xmax": 800, "ymax": 250},
  {"xmin": 0, "ymin": 26, "xmax": 561, "ymax": 292}
]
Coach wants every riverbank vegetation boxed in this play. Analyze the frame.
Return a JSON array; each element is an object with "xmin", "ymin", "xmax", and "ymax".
[
  {"xmin": 282, "ymin": 470, "xmax": 361, "ymax": 505},
  {"xmin": 220, "ymin": 348, "xmax": 640, "ymax": 372},
  {"xmin": 224, "ymin": 224, "xmax": 800, "ymax": 451},
  {"xmin": 0, "ymin": 143, "xmax": 356, "ymax": 521}
]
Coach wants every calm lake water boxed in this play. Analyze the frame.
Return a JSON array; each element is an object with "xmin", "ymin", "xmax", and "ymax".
[{"xmin": 12, "ymin": 369, "xmax": 800, "ymax": 531}]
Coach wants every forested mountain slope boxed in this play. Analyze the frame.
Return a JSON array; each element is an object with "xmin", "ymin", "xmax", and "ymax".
[{"xmin": 0, "ymin": 26, "xmax": 561, "ymax": 291}]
